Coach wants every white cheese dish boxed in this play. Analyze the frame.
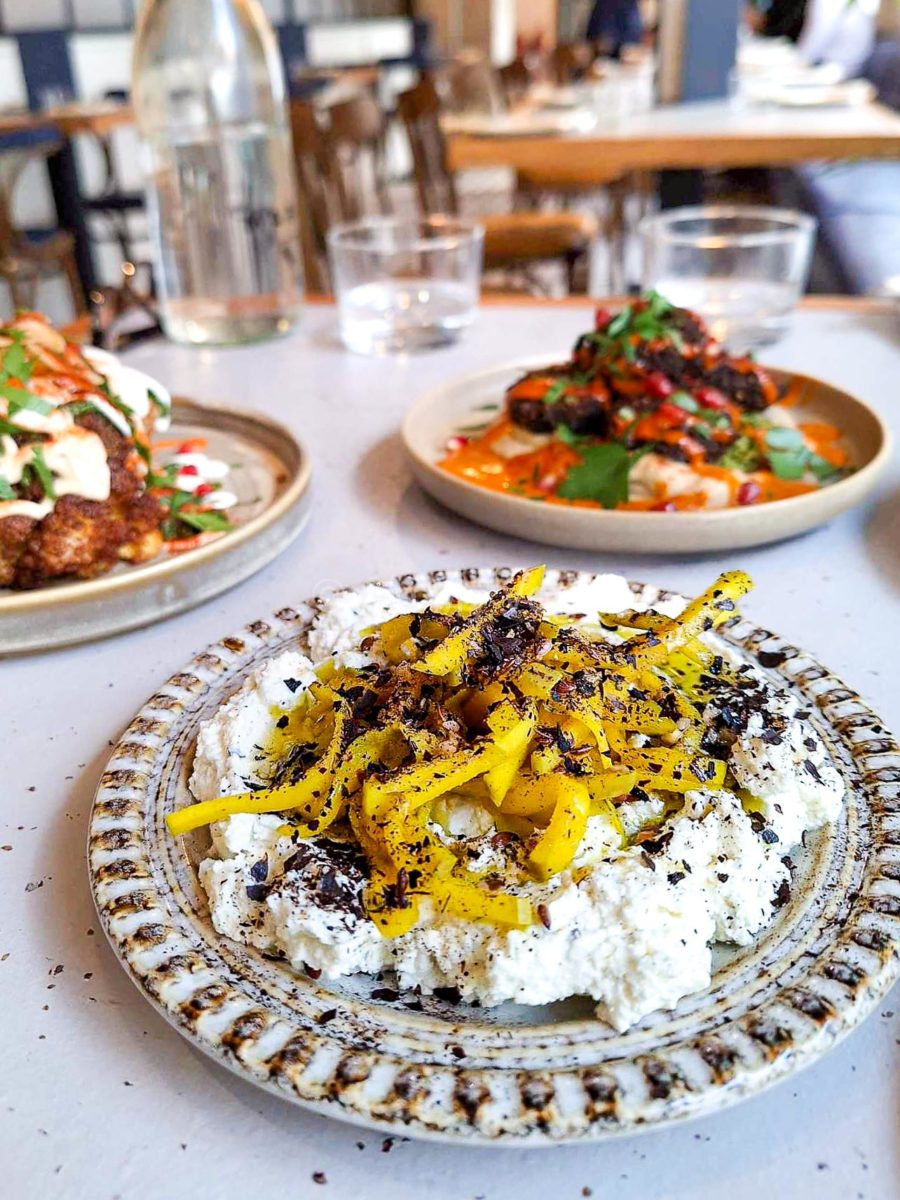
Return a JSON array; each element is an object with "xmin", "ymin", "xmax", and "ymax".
[{"xmin": 186, "ymin": 574, "xmax": 844, "ymax": 1032}]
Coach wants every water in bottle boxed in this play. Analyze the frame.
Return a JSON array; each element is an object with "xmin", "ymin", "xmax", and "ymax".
[{"xmin": 132, "ymin": 0, "xmax": 303, "ymax": 344}]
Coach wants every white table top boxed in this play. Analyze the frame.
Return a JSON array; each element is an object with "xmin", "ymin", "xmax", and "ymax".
[{"xmin": 4, "ymin": 299, "xmax": 899, "ymax": 1199}]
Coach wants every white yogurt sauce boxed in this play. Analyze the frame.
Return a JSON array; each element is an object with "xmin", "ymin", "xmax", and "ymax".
[{"xmin": 190, "ymin": 574, "xmax": 845, "ymax": 1031}]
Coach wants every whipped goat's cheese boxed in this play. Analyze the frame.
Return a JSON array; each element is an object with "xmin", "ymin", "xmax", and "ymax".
[{"xmin": 191, "ymin": 573, "xmax": 845, "ymax": 1031}]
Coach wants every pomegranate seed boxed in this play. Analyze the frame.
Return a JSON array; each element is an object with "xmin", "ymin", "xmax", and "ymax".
[
  {"xmin": 657, "ymin": 401, "xmax": 689, "ymax": 426},
  {"xmin": 179, "ymin": 464, "xmax": 199, "ymax": 476},
  {"xmin": 644, "ymin": 372, "xmax": 675, "ymax": 399},
  {"xmin": 737, "ymin": 480, "xmax": 761, "ymax": 505},
  {"xmin": 446, "ymin": 435, "xmax": 469, "ymax": 451},
  {"xmin": 695, "ymin": 386, "xmax": 729, "ymax": 410},
  {"xmin": 195, "ymin": 482, "xmax": 214, "ymax": 497},
  {"xmin": 652, "ymin": 500, "xmax": 678, "ymax": 513},
  {"xmin": 594, "ymin": 307, "xmax": 612, "ymax": 331}
]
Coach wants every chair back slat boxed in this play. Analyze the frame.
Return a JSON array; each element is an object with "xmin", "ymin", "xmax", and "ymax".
[
  {"xmin": 288, "ymin": 100, "xmax": 334, "ymax": 295},
  {"xmin": 396, "ymin": 76, "xmax": 458, "ymax": 217},
  {"xmin": 322, "ymin": 91, "xmax": 392, "ymax": 222}
]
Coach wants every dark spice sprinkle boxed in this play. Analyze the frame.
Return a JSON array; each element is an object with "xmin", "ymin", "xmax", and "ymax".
[
  {"xmin": 249, "ymin": 856, "xmax": 268, "ymax": 882},
  {"xmin": 716, "ymin": 872, "xmax": 730, "ymax": 883},
  {"xmin": 317, "ymin": 1008, "xmax": 338, "ymax": 1025},
  {"xmin": 276, "ymin": 715, "xmax": 289, "ymax": 730},
  {"xmin": 283, "ymin": 678, "xmax": 304, "ymax": 693},
  {"xmin": 761, "ymin": 828, "xmax": 779, "ymax": 844},
  {"xmin": 537, "ymin": 903, "xmax": 551, "ymax": 929},
  {"xmin": 757, "ymin": 649, "xmax": 787, "ymax": 668},
  {"xmin": 667, "ymin": 871, "xmax": 685, "ymax": 885},
  {"xmin": 312, "ymin": 1171, "xmax": 327, "ymax": 1185},
  {"xmin": 371, "ymin": 987, "xmax": 400, "ymax": 1002},
  {"xmin": 245, "ymin": 882, "xmax": 269, "ymax": 901},
  {"xmin": 433, "ymin": 986, "xmax": 463, "ymax": 1005}
]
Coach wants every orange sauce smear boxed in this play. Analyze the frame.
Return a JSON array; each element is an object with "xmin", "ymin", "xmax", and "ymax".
[{"xmin": 440, "ymin": 415, "xmax": 847, "ymax": 512}]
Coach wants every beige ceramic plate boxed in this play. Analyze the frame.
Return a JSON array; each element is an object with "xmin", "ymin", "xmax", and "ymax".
[
  {"xmin": 403, "ymin": 357, "xmax": 891, "ymax": 554},
  {"xmin": 0, "ymin": 397, "xmax": 311, "ymax": 655},
  {"xmin": 87, "ymin": 567, "xmax": 900, "ymax": 1145}
]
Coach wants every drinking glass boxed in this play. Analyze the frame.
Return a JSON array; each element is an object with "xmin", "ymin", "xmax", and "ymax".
[
  {"xmin": 327, "ymin": 217, "xmax": 484, "ymax": 354},
  {"xmin": 639, "ymin": 205, "xmax": 816, "ymax": 348}
]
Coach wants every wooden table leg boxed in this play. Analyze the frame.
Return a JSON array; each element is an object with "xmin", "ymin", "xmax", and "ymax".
[{"xmin": 46, "ymin": 137, "xmax": 97, "ymax": 296}]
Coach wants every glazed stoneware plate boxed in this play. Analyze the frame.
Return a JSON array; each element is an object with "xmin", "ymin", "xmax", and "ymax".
[
  {"xmin": 402, "ymin": 358, "xmax": 891, "ymax": 554},
  {"xmin": 87, "ymin": 567, "xmax": 900, "ymax": 1145},
  {"xmin": 0, "ymin": 397, "xmax": 311, "ymax": 655}
]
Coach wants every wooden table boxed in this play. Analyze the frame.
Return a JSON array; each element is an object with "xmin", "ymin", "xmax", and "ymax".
[{"xmin": 447, "ymin": 96, "xmax": 900, "ymax": 182}]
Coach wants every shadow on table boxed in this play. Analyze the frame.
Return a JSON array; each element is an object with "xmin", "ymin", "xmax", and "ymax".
[{"xmin": 864, "ymin": 484, "xmax": 900, "ymax": 594}]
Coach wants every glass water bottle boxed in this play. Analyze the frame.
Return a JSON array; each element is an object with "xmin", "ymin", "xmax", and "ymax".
[{"xmin": 132, "ymin": 0, "xmax": 303, "ymax": 345}]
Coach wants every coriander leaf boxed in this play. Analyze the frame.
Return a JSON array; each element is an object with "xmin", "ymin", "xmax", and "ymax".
[
  {"xmin": 177, "ymin": 509, "xmax": 231, "ymax": 533},
  {"xmin": 605, "ymin": 309, "xmax": 631, "ymax": 338},
  {"xmin": 148, "ymin": 389, "xmax": 168, "ymax": 417},
  {"xmin": 2, "ymin": 340, "xmax": 32, "ymax": 382},
  {"xmin": 28, "ymin": 444, "xmax": 56, "ymax": 499},
  {"xmin": 555, "ymin": 423, "xmax": 580, "ymax": 446},
  {"xmin": 670, "ymin": 391, "xmax": 698, "ymax": 413},
  {"xmin": 0, "ymin": 475, "xmax": 14, "ymax": 499},
  {"xmin": 542, "ymin": 379, "xmax": 569, "ymax": 406},
  {"xmin": 740, "ymin": 413, "xmax": 769, "ymax": 428},
  {"xmin": 555, "ymin": 442, "xmax": 640, "ymax": 509},
  {"xmin": 3, "ymin": 387, "xmax": 53, "ymax": 417},
  {"xmin": 767, "ymin": 448, "xmax": 808, "ymax": 481},
  {"xmin": 808, "ymin": 453, "xmax": 842, "ymax": 482},
  {"xmin": 765, "ymin": 426, "xmax": 805, "ymax": 451}
]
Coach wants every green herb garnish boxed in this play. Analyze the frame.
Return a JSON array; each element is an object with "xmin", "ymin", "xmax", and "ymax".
[
  {"xmin": 176, "ymin": 509, "xmax": 231, "ymax": 533},
  {"xmin": 555, "ymin": 429, "xmax": 648, "ymax": 509},
  {"xmin": 0, "ymin": 475, "xmax": 14, "ymax": 500},
  {"xmin": 719, "ymin": 435, "xmax": 762, "ymax": 473},
  {"xmin": 26, "ymin": 444, "xmax": 56, "ymax": 499},
  {"xmin": 2, "ymin": 387, "xmax": 53, "ymax": 418}
]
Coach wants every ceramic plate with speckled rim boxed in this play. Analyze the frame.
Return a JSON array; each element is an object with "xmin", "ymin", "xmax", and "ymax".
[
  {"xmin": 0, "ymin": 398, "xmax": 311, "ymax": 656},
  {"xmin": 87, "ymin": 568, "xmax": 900, "ymax": 1145}
]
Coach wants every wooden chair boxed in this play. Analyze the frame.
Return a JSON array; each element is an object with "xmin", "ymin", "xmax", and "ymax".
[
  {"xmin": 443, "ymin": 58, "xmax": 505, "ymax": 114},
  {"xmin": 397, "ymin": 77, "xmax": 597, "ymax": 293},
  {"xmin": 498, "ymin": 57, "xmax": 534, "ymax": 108},
  {"xmin": 288, "ymin": 100, "xmax": 335, "ymax": 296},
  {"xmin": 550, "ymin": 42, "xmax": 597, "ymax": 84},
  {"xmin": 0, "ymin": 138, "xmax": 85, "ymax": 316},
  {"xmin": 321, "ymin": 91, "xmax": 392, "ymax": 221}
]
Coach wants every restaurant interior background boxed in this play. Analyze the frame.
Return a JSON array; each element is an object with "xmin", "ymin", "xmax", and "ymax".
[{"xmin": 2, "ymin": 0, "xmax": 899, "ymax": 325}]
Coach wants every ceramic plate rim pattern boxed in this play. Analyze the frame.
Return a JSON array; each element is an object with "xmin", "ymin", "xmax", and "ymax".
[
  {"xmin": 87, "ymin": 567, "xmax": 900, "ymax": 1145},
  {"xmin": 0, "ymin": 397, "xmax": 312, "ymax": 654},
  {"xmin": 401, "ymin": 357, "xmax": 892, "ymax": 554}
]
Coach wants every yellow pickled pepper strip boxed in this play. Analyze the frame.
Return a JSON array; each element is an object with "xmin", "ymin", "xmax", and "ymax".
[
  {"xmin": 166, "ymin": 694, "xmax": 351, "ymax": 836},
  {"xmin": 604, "ymin": 725, "xmax": 725, "ymax": 792},
  {"xmin": 528, "ymin": 777, "xmax": 591, "ymax": 879},
  {"xmin": 284, "ymin": 726, "xmax": 406, "ymax": 839},
  {"xmin": 620, "ymin": 571, "xmax": 753, "ymax": 669},
  {"xmin": 502, "ymin": 772, "xmax": 578, "ymax": 822},
  {"xmin": 411, "ymin": 565, "xmax": 545, "ymax": 679},
  {"xmin": 431, "ymin": 878, "xmax": 534, "ymax": 928},
  {"xmin": 363, "ymin": 700, "xmax": 534, "ymax": 812},
  {"xmin": 482, "ymin": 698, "xmax": 537, "ymax": 806}
]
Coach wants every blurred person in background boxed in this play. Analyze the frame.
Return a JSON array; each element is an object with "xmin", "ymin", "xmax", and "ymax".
[
  {"xmin": 746, "ymin": 0, "xmax": 809, "ymax": 41},
  {"xmin": 748, "ymin": 0, "xmax": 880, "ymax": 74},
  {"xmin": 586, "ymin": 0, "xmax": 644, "ymax": 57},
  {"xmin": 798, "ymin": 0, "xmax": 879, "ymax": 75}
]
